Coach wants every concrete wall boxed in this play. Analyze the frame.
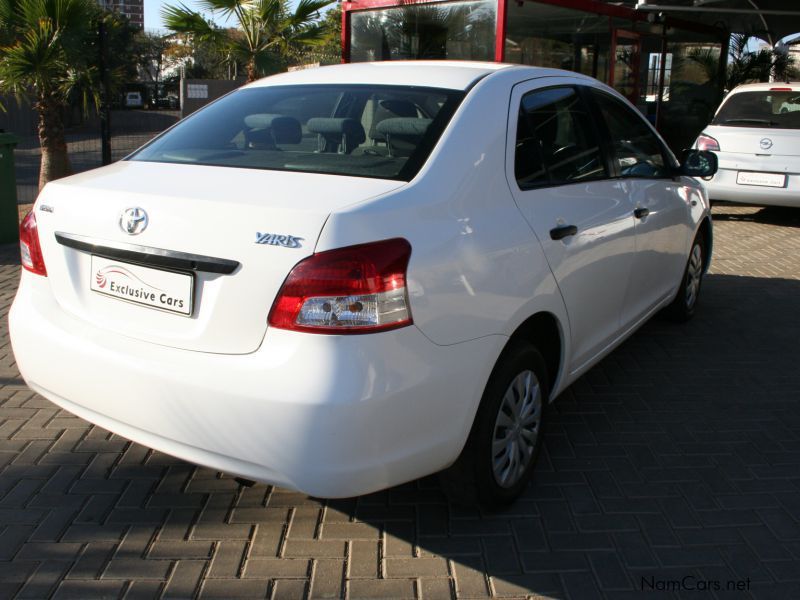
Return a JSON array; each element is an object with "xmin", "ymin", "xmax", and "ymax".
[{"xmin": 180, "ymin": 78, "xmax": 246, "ymax": 118}]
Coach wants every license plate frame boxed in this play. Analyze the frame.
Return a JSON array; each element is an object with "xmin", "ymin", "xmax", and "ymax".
[
  {"xmin": 90, "ymin": 255, "xmax": 194, "ymax": 316},
  {"xmin": 736, "ymin": 171, "xmax": 787, "ymax": 188}
]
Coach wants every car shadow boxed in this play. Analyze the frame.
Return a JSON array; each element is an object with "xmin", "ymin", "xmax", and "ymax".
[
  {"xmin": 1, "ymin": 274, "xmax": 799, "ymax": 598},
  {"xmin": 712, "ymin": 203, "xmax": 800, "ymax": 228},
  {"xmin": 0, "ymin": 243, "xmax": 20, "ymax": 266}
]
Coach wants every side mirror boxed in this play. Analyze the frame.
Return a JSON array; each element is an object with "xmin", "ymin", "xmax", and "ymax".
[{"xmin": 679, "ymin": 149, "xmax": 718, "ymax": 178}]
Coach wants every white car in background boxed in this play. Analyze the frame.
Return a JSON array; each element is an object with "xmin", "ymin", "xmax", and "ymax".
[
  {"xmin": 10, "ymin": 62, "xmax": 716, "ymax": 507},
  {"xmin": 695, "ymin": 82, "xmax": 800, "ymax": 207},
  {"xmin": 125, "ymin": 91, "xmax": 144, "ymax": 109}
]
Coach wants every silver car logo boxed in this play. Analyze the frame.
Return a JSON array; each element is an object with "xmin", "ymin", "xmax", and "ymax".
[
  {"xmin": 120, "ymin": 207, "xmax": 148, "ymax": 235},
  {"xmin": 760, "ymin": 138, "xmax": 773, "ymax": 150},
  {"xmin": 256, "ymin": 232, "xmax": 303, "ymax": 248}
]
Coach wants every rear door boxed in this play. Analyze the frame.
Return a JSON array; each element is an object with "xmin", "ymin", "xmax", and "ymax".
[
  {"xmin": 506, "ymin": 79, "xmax": 637, "ymax": 371},
  {"xmin": 587, "ymin": 88, "xmax": 691, "ymax": 325}
]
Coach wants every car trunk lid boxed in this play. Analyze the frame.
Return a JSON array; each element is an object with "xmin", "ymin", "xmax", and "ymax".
[
  {"xmin": 34, "ymin": 161, "xmax": 404, "ymax": 354},
  {"xmin": 705, "ymin": 125, "xmax": 800, "ymax": 156}
]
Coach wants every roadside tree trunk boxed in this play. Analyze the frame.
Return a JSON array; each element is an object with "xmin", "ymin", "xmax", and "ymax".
[
  {"xmin": 246, "ymin": 57, "xmax": 257, "ymax": 83},
  {"xmin": 36, "ymin": 92, "xmax": 72, "ymax": 191}
]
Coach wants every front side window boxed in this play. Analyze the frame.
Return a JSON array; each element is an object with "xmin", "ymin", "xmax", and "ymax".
[
  {"xmin": 591, "ymin": 90, "xmax": 670, "ymax": 178},
  {"xmin": 130, "ymin": 85, "xmax": 464, "ymax": 181},
  {"xmin": 515, "ymin": 86, "xmax": 607, "ymax": 188}
]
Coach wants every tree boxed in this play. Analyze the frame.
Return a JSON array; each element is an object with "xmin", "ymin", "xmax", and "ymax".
[
  {"xmin": 314, "ymin": 4, "xmax": 342, "ymax": 62},
  {"xmin": 0, "ymin": 0, "xmax": 104, "ymax": 188},
  {"xmin": 162, "ymin": 0, "xmax": 335, "ymax": 83},
  {"xmin": 133, "ymin": 31, "xmax": 171, "ymax": 87},
  {"xmin": 688, "ymin": 33, "xmax": 799, "ymax": 93}
]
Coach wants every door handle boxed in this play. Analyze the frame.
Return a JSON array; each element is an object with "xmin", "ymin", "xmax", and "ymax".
[
  {"xmin": 549, "ymin": 224, "xmax": 578, "ymax": 240},
  {"xmin": 634, "ymin": 207, "xmax": 650, "ymax": 219}
]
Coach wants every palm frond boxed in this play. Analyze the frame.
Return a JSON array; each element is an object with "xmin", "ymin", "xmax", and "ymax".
[
  {"xmin": 18, "ymin": 0, "xmax": 93, "ymax": 38},
  {"xmin": 0, "ymin": 0, "xmax": 19, "ymax": 29},
  {"xmin": 291, "ymin": 0, "xmax": 333, "ymax": 25},
  {"xmin": 196, "ymin": 0, "xmax": 246, "ymax": 19},
  {"xmin": 0, "ymin": 16, "xmax": 65, "ymax": 94},
  {"xmin": 252, "ymin": 0, "xmax": 284, "ymax": 33},
  {"xmin": 162, "ymin": 3, "xmax": 226, "ymax": 46},
  {"xmin": 61, "ymin": 64, "xmax": 101, "ymax": 113},
  {"xmin": 286, "ymin": 23, "xmax": 328, "ymax": 46}
]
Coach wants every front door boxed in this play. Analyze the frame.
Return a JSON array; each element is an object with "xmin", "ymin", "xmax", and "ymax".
[
  {"xmin": 587, "ymin": 87, "xmax": 691, "ymax": 325},
  {"xmin": 506, "ymin": 80, "xmax": 637, "ymax": 372}
]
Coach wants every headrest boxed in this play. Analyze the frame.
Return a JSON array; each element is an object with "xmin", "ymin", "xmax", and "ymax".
[
  {"xmin": 306, "ymin": 118, "xmax": 366, "ymax": 143},
  {"xmin": 244, "ymin": 114, "xmax": 302, "ymax": 144},
  {"xmin": 375, "ymin": 118, "xmax": 432, "ymax": 138}
]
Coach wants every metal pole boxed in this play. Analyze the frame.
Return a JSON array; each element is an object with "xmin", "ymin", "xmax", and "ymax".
[
  {"xmin": 99, "ymin": 19, "xmax": 112, "ymax": 166},
  {"xmin": 495, "ymin": 0, "xmax": 508, "ymax": 62},
  {"xmin": 655, "ymin": 24, "xmax": 668, "ymax": 130}
]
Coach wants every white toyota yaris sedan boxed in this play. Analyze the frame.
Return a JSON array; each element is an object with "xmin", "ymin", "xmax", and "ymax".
[{"xmin": 10, "ymin": 62, "xmax": 717, "ymax": 506}]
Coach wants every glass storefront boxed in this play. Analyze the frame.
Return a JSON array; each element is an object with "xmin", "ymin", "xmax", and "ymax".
[
  {"xmin": 661, "ymin": 33, "xmax": 723, "ymax": 151},
  {"xmin": 504, "ymin": 2, "xmax": 610, "ymax": 82},
  {"xmin": 345, "ymin": 0, "xmax": 726, "ymax": 152},
  {"xmin": 350, "ymin": 0, "xmax": 497, "ymax": 62}
]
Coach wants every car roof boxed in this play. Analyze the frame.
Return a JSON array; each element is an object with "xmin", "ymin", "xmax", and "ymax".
[
  {"xmin": 727, "ymin": 82, "xmax": 800, "ymax": 95},
  {"xmin": 246, "ymin": 61, "xmax": 549, "ymax": 91}
]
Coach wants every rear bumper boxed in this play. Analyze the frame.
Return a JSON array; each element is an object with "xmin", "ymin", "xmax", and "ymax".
[
  {"xmin": 9, "ymin": 273, "xmax": 503, "ymax": 497},
  {"xmin": 704, "ymin": 164, "xmax": 800, "ymax": 207}
]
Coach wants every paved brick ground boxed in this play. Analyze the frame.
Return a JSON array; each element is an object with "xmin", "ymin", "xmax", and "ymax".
[{"xmin": 1, "ymin": 205, "xmax": 800, "ymax": 599}]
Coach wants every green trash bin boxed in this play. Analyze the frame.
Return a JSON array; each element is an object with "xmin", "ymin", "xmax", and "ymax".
[{"xmin": 0, "ymin": 131, "xmax": 20, "ymax": 244}]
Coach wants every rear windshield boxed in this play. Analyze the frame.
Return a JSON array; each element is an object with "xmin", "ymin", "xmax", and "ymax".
[
  {"xmin": 130, "ymin": 84, "xmax": 464, "ymax": 181},
  {"xmin": 712, "ymin": 90, "xmax": 800, "ymax": 129}
]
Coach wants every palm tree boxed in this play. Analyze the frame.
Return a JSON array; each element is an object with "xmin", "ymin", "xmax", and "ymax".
[
  {"xmin": 162, "ymin": 0, "xmax": 335, "ymax": 83},
  {"xmin": 0, "ymin": 0, "xmax": 101, "ymax": 189},
  {"xmin": 687, "ymin": 34, "xmax": 799, "ymax": 93}
]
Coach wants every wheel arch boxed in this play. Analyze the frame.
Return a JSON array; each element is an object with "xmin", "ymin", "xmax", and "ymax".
[
  {"xmin": 503, "ymin": 311, "xmax": 565, "ymax": 402},
  {"xmin": 697, "ymin": 215, "xmax": 713, "ymax": 273}
]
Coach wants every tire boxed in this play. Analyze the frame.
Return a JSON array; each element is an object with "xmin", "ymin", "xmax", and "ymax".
[
  {"xmin": 440, "ymin": 342, "xmax": 548, "ymax": 509},
  {"xmin": 666, "ymin": 233, "xmax": 706, "ymax": 322}
]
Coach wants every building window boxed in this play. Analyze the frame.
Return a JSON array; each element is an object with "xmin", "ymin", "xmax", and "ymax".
[
  {"xmin": 504, "ymin": 2, "xmax": 610, "ymax": 82},
  {"xmin": 350, "ymin": 0, "xmax": 496, "ymax": 62},
  {"xmin": 645, "ymin": 52, "xmax": 671, "ymax": 102}
]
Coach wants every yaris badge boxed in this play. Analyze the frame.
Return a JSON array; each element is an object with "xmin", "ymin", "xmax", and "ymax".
[
  {"xmin": 119, "ymin": 207, "xmax": 148, "ymax": 235},
  {"xmin": 760, "ymin": 138, "xmax": 773, "ymax": 150},
  {"xmin": 256, "ymin": 232, "xmax": 303, "ymax": 248}
]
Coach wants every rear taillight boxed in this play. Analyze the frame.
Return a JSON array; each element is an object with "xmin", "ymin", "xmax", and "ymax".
[
  {"xmin": 269, "ymin": 238, "xmax": 412, "ymax": 334},
  {"xmin": 696, "ymin": 134, "xmax": 720, "ymax": 152},
  {"xmin": 19, "ymin": 211, "xmax": 47, "ymax": 276}
]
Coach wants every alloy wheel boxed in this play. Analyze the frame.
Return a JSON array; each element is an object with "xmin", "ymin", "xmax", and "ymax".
[
  {"xmin": 685, "ymin": 243, "xmax": 703, "ymax": 309},
  {"xmin": 491, "ymin": 369, "xmax": 542, "ymax": 488}
]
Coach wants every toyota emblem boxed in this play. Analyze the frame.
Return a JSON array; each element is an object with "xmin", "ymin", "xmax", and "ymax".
[{"xmin": 119, "ymin": 207, "xmax": 148, "ymax": 235}]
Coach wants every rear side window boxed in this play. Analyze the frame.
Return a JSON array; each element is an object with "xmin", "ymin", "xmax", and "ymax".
[
  {"xmin": 130, "ymin": 85, "xmax": 464, "ymax": 181},
  {"xmin": 515, "ymin": 86, "xmax": 607, "ymax": 189},
  {"xmin": 590, "ymin": 90, "xmax": 670, "ymax": 179},
  {"xmin": 712, "ymin": 90, "xmax": 800, "ymax": 129}
]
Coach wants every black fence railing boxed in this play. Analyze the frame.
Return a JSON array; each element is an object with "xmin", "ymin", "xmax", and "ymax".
[{"xmin": 14, "ymin": 109, "xmax": 180, "ymax": 206}]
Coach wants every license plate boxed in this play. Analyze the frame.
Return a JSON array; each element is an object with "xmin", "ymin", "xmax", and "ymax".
[
  {"xmin": 90, "ymin": 255, "xmax": 193, "ymax": 316},
  {"xmin": 736, "ymin": 171, "xmax": 787, "ymax": 188}
]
